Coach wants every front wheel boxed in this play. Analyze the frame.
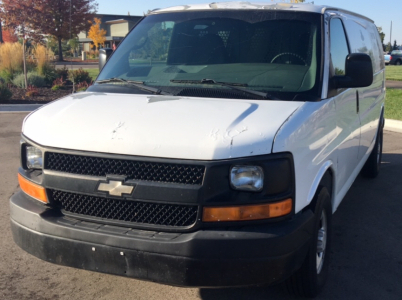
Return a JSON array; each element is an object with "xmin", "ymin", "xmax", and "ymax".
[{"xmin": 285, "ymin": 187, "xmax": 332, "ymax": 298}]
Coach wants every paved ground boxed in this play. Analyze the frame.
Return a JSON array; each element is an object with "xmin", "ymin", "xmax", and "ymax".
[
  {"xmin": 1, "ymin": 113, "xmax": 402, "ymax": 300},
  {"xmin": 386, "ymin": 80, "xmax": 402, "ymax": 89}
]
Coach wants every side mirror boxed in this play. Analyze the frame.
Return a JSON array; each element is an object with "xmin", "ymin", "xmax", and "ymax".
[
  {"xmin": 99, "ymin": 48, "xmax": 113, "ymax": 71},
  {"xmin": 333, "ymin": 53, "xmax": 373, "ymax": 88}
]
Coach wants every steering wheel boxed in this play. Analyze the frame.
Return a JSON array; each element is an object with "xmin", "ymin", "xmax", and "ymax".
[{"xmin": 271, "ymin": 52, "xmax": 307, "ymax": 66}]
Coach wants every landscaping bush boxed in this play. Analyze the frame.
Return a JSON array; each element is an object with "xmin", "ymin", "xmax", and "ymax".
[
  {"xmin": 42, "ymin": 64, "xmax": 58, "ymax": 85},
  {"xmin": 52, "ymin": 77, "xmax": 65, "ymax": 91},
  {"xmin": 70, "ymin": 68, "xmax": 92, "ymax": 84},
  {"xmin": 34, "ymin": 45, "xmax": 55, "ymax": 74},
  {"xmin": 75, "ymin": 80, "xmax": 92, "ymax": 92},
  {"xmin": 0, "ymin": 83, "xmax": 13, "ymax": 101},
  {"xmin": 25, "ymin": 85, "xmax": 40, "ymax": 97},
  {"xmin": 56, "ymin": 66, "xmax": 69, "ymax": 82},
  {"xmin": 12, "ymin": 72, "xmax": 46, "ymax": 88},
  {"xmin": 0, "ymin": 69, "xmax": 15, "ymax": 83},
  {"xmin": 0, "ymin": 43, "xmax": 23, "ymax": 79}
]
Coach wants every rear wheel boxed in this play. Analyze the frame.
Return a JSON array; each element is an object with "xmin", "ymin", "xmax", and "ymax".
[
  {"xmin": 396, "ymin": 60, "xmax": 402, "ymax": 65},
  {"xmin": 285, "ymin": 187, "xmax": 332, "ymax": 298},
  {"xmin": 361, "ymin": 120, "xmax": 383, "ymax": 178}
]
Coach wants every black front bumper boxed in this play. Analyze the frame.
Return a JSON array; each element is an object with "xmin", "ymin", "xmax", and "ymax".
[{"xmin": 10, "ymin": 190, "xmax": 315, "ymax": 287}]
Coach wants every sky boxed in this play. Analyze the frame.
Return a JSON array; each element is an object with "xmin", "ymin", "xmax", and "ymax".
[{"xmin": 97, "ymin": 0, "xmax": 401, "ymax": 46}]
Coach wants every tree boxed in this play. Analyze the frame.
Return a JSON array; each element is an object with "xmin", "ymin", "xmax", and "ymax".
[
  {"xmin": 0, "ymin": 0, "xmax": 36, "ymax": 88},
  {"xmin": 377, "ymin": 27, "xmax": 385, "ymax": 49},
  {"xmin": 32, "ymin": 0, "xmax": 97, "ymax": 61},
  {"xmin": 87, "ymin": 17, "xmax": 106, "ymax": 49},
  {"xmin": 393, "ymin": 40, "xmax": 398, "ymax": 50},
  {"xmin": 1, "ymin": 0, "xmax": 98, "ymax": 61},
  {"xmin": 68, "ymin": 37, "xmax": 80, "ymax": 56},
  {"xmin": 2, "ymin": 28, "xmax": 18, "ymax": 43}
]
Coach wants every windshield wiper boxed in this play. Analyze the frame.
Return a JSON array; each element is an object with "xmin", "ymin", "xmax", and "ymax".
[
  {"xmin": 170, "ymin": 78, "xmax": 275, "ymax": 100},
  {"xmin": 96, "ymin": 78, "xmax": 172, "ymax": 95}
]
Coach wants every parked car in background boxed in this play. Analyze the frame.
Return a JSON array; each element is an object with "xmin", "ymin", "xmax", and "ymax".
[
  {"xmin": 384, "ymin": 52, "xmax": 391, "ymax": 65},
  {"xmin": 390, "ymin": 50, "xmax": 402, "ymax": 65}
]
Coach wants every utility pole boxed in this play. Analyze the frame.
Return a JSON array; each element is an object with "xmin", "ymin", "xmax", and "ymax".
[{"xmin": 390, "ymin": 21, "xmax": 392, "ymax": 49}]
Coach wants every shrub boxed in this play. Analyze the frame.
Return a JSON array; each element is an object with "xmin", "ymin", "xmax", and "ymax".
[
  {"xmin": 0, "ymin": 43, "xmax": 23, "ymax": 77},
  {"xmin": 12, "ymin": 72, "xmax": 46, "ymax": 88},
  {"xmin": 34, "ymin": 45, "xmax": 55, "ymax": 75},
  {"xmin": 25, "ymin": 85, "xmax": 39, "ymax": 97},
  {"xmin": 0, "ymin": 83, "xmax": 13, "ymax": 101},
  {"xmin": 56, "ymin": 66, "xmax": 69, "ymax": 82},
  {"xmin": 76, "ymin": 80, "xmax": 92, "ymax": 92},
  {"xmin": 42, "ymin": 64, "xmax": 58, "ymax": 85},
  {"xmin": 52, "ymin": 77, "xmax": 65, "ymax": 91},
  {"xmin": 70, "ymin": 68, "xmax": 92, "ymax": 84},
  {"xmin": 0, "ymin": 69, "xmax": 16, "ymax": 83}
]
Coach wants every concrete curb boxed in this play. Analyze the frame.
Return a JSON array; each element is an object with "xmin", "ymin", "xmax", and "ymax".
[{"xmin": 385, "ymin": 119, "xmax": 402, "ymax": 134}]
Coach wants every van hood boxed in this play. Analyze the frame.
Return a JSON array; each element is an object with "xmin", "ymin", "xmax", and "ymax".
[{"xmin": 23, "ymin": 92, "xmax": 302, "ymax": 160}]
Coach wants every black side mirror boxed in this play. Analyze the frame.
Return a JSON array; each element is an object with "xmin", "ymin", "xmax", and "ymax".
[
  {"xmin": 99, "ymin": 48, "xmax": 113, "ymax": 71},
  {"xmin": 333, "ymin": 53, "xmax": 373, "ymax": 88}
]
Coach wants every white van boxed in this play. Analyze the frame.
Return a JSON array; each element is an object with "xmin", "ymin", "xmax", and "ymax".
[{"xmin": 11, "ymin": 2, "xmax": 385, "ymax": 297}]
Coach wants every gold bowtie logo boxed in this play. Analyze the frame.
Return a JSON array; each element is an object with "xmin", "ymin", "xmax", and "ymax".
[{"xmin": 97, "ymin": 180, "xmax": 134, "ymax": 197}]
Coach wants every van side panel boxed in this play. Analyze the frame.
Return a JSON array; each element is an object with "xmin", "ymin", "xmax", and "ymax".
[
  {"xmin": 272, "ymin": 100, "xmax": 338, "ymax": 213},
  {"xmin": 343, "ymin": 16, "xmax": 385, "ymax": 162}
]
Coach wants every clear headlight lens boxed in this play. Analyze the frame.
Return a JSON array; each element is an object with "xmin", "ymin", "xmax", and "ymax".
[
  {"xmin": 230, "ymin": 165, "xmax": 264, "ymax": 192},
  {"xmin": 26, "ymin": 146, "xmax": 43, "ymax": 169}
]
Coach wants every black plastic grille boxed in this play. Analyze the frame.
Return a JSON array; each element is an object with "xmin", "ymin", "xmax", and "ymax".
[
  {"xmin": 45, "ymin": 152, "xmax": 205, "ymax": 185},
  {"xmin": 50, "ymin": 190, "xmax": 198, "ymax": 227}
]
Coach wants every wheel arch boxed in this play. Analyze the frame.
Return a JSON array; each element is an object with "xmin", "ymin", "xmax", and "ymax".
[{"xmin": 305, "ymin": 162, "xmax": 335, "ymax": 213}]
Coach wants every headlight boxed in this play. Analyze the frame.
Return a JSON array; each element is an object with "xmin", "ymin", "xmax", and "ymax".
[
  {"xmin": 26, "ymin": 146, "xmax": 43, "ymax": 169},
  {"xmin": 230, "ymin": 165, "xmax": 264, "ymax": 192}
]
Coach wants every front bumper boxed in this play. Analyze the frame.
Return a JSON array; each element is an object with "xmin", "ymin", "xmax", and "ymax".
[{"xmin": 10, "ymin": 190, "xmax": 315, "ymax": 287}]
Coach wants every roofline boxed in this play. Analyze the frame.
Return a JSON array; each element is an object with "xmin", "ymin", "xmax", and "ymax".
[
  {"xmin": 322, "ymin": 7, "xmax": 374, "ymax": 24},
  {"xmin": 147, "ymin": 2, "xmax": 375, "ymax": 24}
]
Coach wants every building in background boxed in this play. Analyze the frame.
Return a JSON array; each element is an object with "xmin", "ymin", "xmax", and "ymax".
[{"xmin": 78, "ymin": 14, "xmax": 141, "ymax": 51}]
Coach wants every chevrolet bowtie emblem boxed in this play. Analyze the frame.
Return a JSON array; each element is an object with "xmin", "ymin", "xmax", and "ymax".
[{"xmin": 97, "ymin": 180, "xmax": 135, "ymax": 197}]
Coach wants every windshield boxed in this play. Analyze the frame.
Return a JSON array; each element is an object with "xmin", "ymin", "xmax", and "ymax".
[{"xmin": 95, "ymin": 10, "xmax": 322, "ymax": 101}]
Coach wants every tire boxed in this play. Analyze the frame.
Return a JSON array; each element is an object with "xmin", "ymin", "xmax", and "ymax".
[
  {"xmin": 396, "ymin": 60, "xmax": 401, "ymax": 66},
  {"xmin": 285, "ymin": 187, "xmax": 332, "ymax": 298},
  {"xmin": 361, "ymin": 120, "xmax": 383, "ymax": 178}
]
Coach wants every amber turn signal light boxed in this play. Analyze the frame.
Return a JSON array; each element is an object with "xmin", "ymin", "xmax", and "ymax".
[
  {"xmin": 18, "ymin": 174, "xmax": 48, "ymax": 203},
  {"xmin": 203, "ymin": 198, "xmax": 292, "ymax": 222}
]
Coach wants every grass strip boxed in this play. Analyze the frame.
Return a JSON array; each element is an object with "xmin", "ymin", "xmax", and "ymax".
[{"xmin": 385, "ymin": 88, "xmax": 402, "ymax": 121}]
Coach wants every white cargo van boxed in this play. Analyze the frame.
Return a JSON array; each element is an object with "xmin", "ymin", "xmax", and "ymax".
[{"xmin": 11, "ymin": 2, "xmax": 385, "ymax": 297}]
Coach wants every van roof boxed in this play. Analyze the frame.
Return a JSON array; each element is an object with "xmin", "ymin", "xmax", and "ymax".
[{"xmin": 149, "ymin": 2, "xmax": 374, "ymax": 23}]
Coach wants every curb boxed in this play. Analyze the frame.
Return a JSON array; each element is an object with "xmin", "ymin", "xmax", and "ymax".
[{"xmin": 384, "ymin": 119, "xmax": 402, "ymax": 134}]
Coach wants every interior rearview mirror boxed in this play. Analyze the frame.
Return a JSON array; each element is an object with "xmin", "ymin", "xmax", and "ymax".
[{"xmin": 99, "ymin": 48, "xmax": 113, "ymax": 71}]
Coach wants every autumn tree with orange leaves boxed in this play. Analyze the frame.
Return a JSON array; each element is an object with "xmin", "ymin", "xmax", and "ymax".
[{"xmin": 88, "ymin": 17, "xmax": 106, "ymax": 49}]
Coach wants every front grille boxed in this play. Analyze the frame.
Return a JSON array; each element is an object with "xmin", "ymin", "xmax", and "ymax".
[
  {"xmin": 45, "ymin": 152, "xmax": 205, "ymax": 185},
  {"xmin": 50, "ymin": 190, "xmax": 198, "ymax": 227}
]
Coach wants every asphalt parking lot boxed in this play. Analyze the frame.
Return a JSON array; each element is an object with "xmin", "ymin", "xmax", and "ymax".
[{"xmin": 1, "ymin": 112, "xmax": 402, "ymax": 300}]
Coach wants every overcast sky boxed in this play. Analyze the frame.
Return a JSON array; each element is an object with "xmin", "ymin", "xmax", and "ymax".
[{"xmin": 97, "ymin": 0, "xmax": 400, "ymax": 45}]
